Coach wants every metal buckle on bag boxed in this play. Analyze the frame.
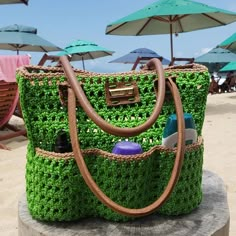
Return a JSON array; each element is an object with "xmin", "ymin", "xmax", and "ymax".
[{"xmin": 105, "ymin": 81, "xmax": 140, "ymax": 106}]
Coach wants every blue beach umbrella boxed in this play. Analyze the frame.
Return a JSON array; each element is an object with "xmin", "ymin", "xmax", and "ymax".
[{"xmin": 109, "ymin": 48, "xmax": 170, "ymax": 70}]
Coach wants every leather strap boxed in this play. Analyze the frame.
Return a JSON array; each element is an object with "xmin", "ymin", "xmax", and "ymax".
[
  {"xmin": 67, "ymin": 75, "xmax": 185, "ymax": 217},
  {"xmin": 60, "ymin": 56, "xmax": 166, "ymax": 137}
]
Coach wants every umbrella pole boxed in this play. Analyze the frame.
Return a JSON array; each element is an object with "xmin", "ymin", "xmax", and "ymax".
[
  {"xmin": 82, "ymin": 57, "xmax": 85, "ymax": 70},
  {"xmin": 170, "ymin": 23, "xmax": 174, "ymax": 61}
]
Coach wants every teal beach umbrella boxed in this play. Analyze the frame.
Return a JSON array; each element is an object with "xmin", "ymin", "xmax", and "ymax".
[
  {"xmin": 195, "ymin": 47, "xmax": 236, "ymax": 63},
  {"xmin": 58, "ymin": 39, "xmax": 114, "ymax": 70},
  {"xmin": 220, "ymin": 61, "xmax": 236, "ymax": 72},
  {"xmin": 195, "ymin": 47, "xmax": 236, "ymax": 72},
  {"xmin": 219, "ymin": 32, "xmax": 236, "ymax": 53},
  {"xmin": 106, "ymin": 0, "xmax": 236, "ymax": 61},
  {"xmin": 0, "ymin": 24, "xmax": 62, "ymax": 54}
]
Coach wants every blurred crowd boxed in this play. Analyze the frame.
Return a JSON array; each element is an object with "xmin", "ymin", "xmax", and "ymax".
[{"xmin": 209, "ymin": 71, "xmax": 236, "ymax": 94}]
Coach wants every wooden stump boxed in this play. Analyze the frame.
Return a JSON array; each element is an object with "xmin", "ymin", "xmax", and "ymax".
[{"xmin": 18, "ymin": 170, "xmax": 230, "ymax": 236}]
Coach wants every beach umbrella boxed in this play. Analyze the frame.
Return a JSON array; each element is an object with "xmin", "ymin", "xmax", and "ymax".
[
  {"xmin": 195, "ymin": 47, "xmax": 236, "ymax": 72},
  {"xmin": 0, "ymin": 24, "xmax": 62, "ymax": 54},
  {"xmin": 0, "ymin": 0, "xmax": 28, "ymax": 4},
  {"xmin": 218, "ymin": 32, "xmax": 236, "ymax": 53},
  {"xmin": 220, "ymin": 61, "xmax": 236, "ymax": 72},
  {"xmin": 195, "ymin": 47, "xmax": 236, "ymax": 63},
  {"xmin": 105, "ymin": 0, "xmax": 236, "ymax": 61},
  {"xmin": 109, "ymin": 48, "xmax": 170, "ymax": 70},
  {"xmin": 58, "ymin": 39, "xmax": 114, "ymax": 70}
]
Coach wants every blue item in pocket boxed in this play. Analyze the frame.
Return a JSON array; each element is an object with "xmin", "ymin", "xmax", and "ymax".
[{"xmin": 112, "ymin": 141, "xmax": 143, "ymax": 155}]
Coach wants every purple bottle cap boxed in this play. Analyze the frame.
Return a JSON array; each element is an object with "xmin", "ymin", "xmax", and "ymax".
[{"xmin": 112, "ymin": 141, "xmax": 143, "ymax": 155}]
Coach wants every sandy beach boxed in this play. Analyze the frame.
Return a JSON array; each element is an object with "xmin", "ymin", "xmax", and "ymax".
[{"xmin": 0, "ymin": 92, "xmax": 236, "ymax": 236}]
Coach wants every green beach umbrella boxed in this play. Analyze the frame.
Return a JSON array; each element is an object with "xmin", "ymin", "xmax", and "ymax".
[
  {"xmin": 58, "ymin": 39, "xmax": 114, "ymax": 70},
  {"xmin": 218, "ymin": 32, "xmax": 236, "ymax": 53},
  {"xmin": 106, "ymin": 0, "xmax": 236, "ymax": 60},
  {"xmin": 220, "ymin": 61, "xmax": 236, "ymax": 72}
]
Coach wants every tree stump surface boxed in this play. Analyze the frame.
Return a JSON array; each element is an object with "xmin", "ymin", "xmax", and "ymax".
[{"xmin": 18, "ymin": 170, "xmax": 230, "ymax": 236}]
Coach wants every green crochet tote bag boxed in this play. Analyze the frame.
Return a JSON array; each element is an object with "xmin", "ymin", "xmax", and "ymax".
[{"xmin": 16, "ymin": 57, "xmax": 209, "ymax": 222}]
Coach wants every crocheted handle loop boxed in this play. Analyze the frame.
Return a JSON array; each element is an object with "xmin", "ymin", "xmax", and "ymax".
[
  {"xmin": 60, "ymin": 56, "xmax": 165, "ymax": 137},
  {"xmin": 67, "ymin": 75, "xmax": 185, "ymax": 217}
]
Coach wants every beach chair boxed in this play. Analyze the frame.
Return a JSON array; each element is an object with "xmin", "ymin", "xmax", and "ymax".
[
  {"xmin": 131, "ymin": 56, "xmax": 163, "ymax": 70},
  {"xmin": 0, "ymin": 55, "xmax": 30, "ymax": 150},
  {"xmin": 169, "ymin": 57, "xmax": 194, "ymax": 66},
  {"xmin": 0, "ymin": 80, "xmax": 26, "ymax": 150},
  {"xmin": 38, "ymin": 53, "xmax": 60, "ymax": 66}
]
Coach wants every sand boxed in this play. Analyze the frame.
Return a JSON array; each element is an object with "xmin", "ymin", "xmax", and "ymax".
[
  {"xmin": 0, "ymin": 92, "xmax": 236, "ymax": 236},
  {"xmin": 203, "ymin": 92, "xmax": 236, "ymax": 236}
]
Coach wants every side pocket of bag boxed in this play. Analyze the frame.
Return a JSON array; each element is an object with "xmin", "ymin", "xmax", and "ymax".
[
  {"xmin": 25, "ymin": 146, "xmax": 92, "ymax": 221},
  {"xmin": 157, "ymin": 140, "xmax": 204, "ymax": 215}
]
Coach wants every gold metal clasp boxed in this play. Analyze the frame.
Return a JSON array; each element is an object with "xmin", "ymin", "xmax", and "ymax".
[
  {"xmin": 109, "ymin": 86, "xmax": 134, "ymax": 97},
  {"xmin": 105, "ymin": 81, "xmax": 140, "ymax": 106}
]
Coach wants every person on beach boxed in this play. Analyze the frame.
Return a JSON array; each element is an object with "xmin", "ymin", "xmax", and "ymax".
[{"xmin": 209, "ymin": 75, "xmax": 219, "ymax": 94}]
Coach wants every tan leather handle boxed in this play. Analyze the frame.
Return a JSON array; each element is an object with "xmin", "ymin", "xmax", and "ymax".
[
  {"xmin": 60, "ymin": 56, "xmax": 166, "ymax": 137},
  {"xmin": 67, "ymin": 77, "xmax": 185, "ymax": 217}
]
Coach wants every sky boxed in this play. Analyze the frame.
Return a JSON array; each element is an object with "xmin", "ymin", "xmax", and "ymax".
[{"xmin": 1, "ymin": 0, "xmax": 236, "ymax": 72}]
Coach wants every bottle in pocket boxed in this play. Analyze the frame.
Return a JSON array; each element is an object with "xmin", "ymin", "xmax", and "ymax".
[
  {"xmin": 54, "ymin": 130, "xmax": 72, "ymax": 153},
  {"xmin": 162, "ymin": 113, "xmax": 197, "ymax": 148}
]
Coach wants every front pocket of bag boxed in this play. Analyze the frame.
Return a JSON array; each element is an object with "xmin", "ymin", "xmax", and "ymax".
[
  {"xmin": 26, "ymin": 148, "xmax": 160, "ymax": 222},
  {"xmin": 25, "ymin": 139, "xmax": 203, "ymax": 222}
]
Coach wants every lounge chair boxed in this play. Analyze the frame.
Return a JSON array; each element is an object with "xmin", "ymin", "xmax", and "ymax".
[
  {"xmin": 0, "ymin": 80, "xmax": 26, "ymax": 150},
  {"xmin": 169, "ymin": 57, "xmax": 194, "ymax": 66},
  {"xmin": 131, "ymin": 56, "xmax": 163, "ymax": 70},
  {"xmin": 38, "ymin": 53, "xmax": 60, "ymax": 66},
  {"xmin": 0, "ymin": 55, "xmax": 30, "ymax": 150}
]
